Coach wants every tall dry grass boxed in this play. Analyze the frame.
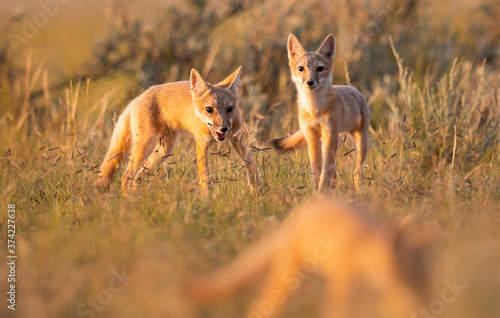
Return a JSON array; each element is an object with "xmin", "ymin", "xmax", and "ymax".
[{"xmin": 0, "ymin": 0, "xmax": 499, "ymax": 317}]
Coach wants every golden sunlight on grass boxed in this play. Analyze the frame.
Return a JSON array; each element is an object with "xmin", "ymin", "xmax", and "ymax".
[{"xmin": 0, "ymin": 0, "xmax": 498, "ymax": 317}]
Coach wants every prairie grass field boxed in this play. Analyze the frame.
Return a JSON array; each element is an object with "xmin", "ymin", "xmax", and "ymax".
[{"xmin": 0, "ymin": 0, "xmax": 499, "ymax": 317}]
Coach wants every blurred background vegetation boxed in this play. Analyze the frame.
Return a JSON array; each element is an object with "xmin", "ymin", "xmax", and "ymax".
[{"xmin": 0, "ymin": 1, "xmax": 499, "ymax": 317}]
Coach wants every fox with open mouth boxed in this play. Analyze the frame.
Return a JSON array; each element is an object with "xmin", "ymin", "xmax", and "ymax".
[{"xmin": 96, "ymin": 66, "xmax": 259, "ymax": 196}]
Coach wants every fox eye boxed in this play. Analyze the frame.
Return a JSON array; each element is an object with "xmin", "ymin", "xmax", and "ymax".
[
  {"xmin": 298, "ymin": 66, "xmax": 304, "ymax": 72},
  {"xmin": 317, "ymin": 66, "xmax": 325, "ymax": 72},
  {"xmin": 205, "ymin": 106, "xmax": 214, "ymax": 113},
  {"xmin": 227, "ymin": 106, "xmax": 234, "ymax": 113}
]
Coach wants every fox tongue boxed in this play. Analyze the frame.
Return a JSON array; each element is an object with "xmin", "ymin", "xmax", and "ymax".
[{"xmin": 216, "ymin": 132, "xmax": 225, "ymax": 141}]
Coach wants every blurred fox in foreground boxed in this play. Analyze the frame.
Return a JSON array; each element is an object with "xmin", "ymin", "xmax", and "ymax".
[
  {"xmin": 186, "ymin": 200, "xmax": 430, "ymax": 318},
  {"xmin": 95, "ymin": 67, "xmax": 259, "ymax": 196},
  {"xmin": 271, "ymin": 34, "xmax": 370, "ymax": 192}
]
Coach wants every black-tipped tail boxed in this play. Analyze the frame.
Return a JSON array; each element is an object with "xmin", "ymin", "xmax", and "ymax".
[{"xmin": 271, "ymin": 130, "xmax": 307, "ymax": 154}]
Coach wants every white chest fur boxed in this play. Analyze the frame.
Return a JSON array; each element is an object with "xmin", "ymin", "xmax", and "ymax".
[{"xmin": 297, "ymin": 85, "xmax": 329, "ymax": 116}]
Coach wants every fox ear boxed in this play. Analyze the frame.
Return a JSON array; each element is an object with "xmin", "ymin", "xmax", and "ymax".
[
  {"xmin": 288, "ymin": 34, "xmax": 306, "ymax": 60},
  {"xmin": 217, "ymin": 66, "xmax": 241, "ymax": 95},
  {"xmin": 317, "ymin": 34, "xmax": 336, "ymax": 60},
  {"xmin": 190, "ymin": 68, "xmax": 208, "ymax": 96}
]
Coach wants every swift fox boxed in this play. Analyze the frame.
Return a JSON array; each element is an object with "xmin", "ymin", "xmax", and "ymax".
[
  {"xmin": 271, "ymin": 34, "xmax": 370, "ymax": 192},
  {"xmin": 96, "ymin": 67, "xmax": 258, "ymax": 195},
  {"xmin": 186, "ymin": 200, "xmax": 429, "ymax": 318}
]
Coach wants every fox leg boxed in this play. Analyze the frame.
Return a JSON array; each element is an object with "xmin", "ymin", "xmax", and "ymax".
[
  {"xmin": 195, "ymin": 139, "xmax": 211, "ymax": 195},
  {"xmin": 304, "ymin": 127, "xmax": 322, "ymax": 193},
  {"xmin": 229, "ymin": 116, "xmax": 259, "ymax": 192},
  {"xmin": 352, "ymin": 130, "xmax": 368, "ymax": 192},
  {"xmin": 145, "ymin": 129, "xmax": 178, "ymax": 170},
  {"xmin": 319, "ymin": 126, "xmax": 338, "ymax": 191},
  {"xmin": 121, "ymin": 135, "xmax": 157, "ymax": 196}
]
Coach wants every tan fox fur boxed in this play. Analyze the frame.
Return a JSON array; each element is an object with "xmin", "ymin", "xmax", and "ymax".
[
  {"xmin": 186, "ymin": 200, "xmax": 429, "ymax": 318},
  {"xmin": 95, "ymin": 67, "xmax": 258, "ymax": 195},
  {"xmin": 271, "ymin": 34, "xmax": 370, "ymax": 192}
]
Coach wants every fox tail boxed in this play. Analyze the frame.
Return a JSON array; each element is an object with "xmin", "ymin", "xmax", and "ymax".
[
  {"xmin": 185, "ymin": 240, "xmax": 275, "ymax": 302},
  {"xmin": 270, "ymin": 130, "xmax": 307, "ymax": 154},
  {"xmin": 95, "ymin": 107, "xmax": 131, "ymax": 190}
]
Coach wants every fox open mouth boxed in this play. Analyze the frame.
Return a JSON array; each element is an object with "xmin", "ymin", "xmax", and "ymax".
[
  {"xmin": 215, "ymin": 132, "xmax": 226, "ymax": 141},
  {"xmin": 205, "ymin": 122, "xmax": 226, "ymax": 142}
]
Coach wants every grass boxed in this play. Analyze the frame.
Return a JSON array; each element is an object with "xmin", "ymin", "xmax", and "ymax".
[{"xmin": 0, "ymin": 0, "xmax": 499, "ymax": 317}]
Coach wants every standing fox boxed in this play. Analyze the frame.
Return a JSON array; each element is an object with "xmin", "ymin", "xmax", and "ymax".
[
  {"xmin": 96, "ymin": 67, "xmax": 259, "ymax": 195},
  {"xmin": 271, "ymin": 34, "xmax": 370, "ymax": 192},
  {"xmin": 185, "ymin": 200, "xmax": 429, "ymax": 318}
]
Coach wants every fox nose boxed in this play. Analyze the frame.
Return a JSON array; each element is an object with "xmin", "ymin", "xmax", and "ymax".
[
  {"xmin": 220, "ymin": 127, "xmax": 228, "ymax": 133},
  {"xmin": 307, "ymin": 81, "xmax": 314, "ymax": 87}
]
